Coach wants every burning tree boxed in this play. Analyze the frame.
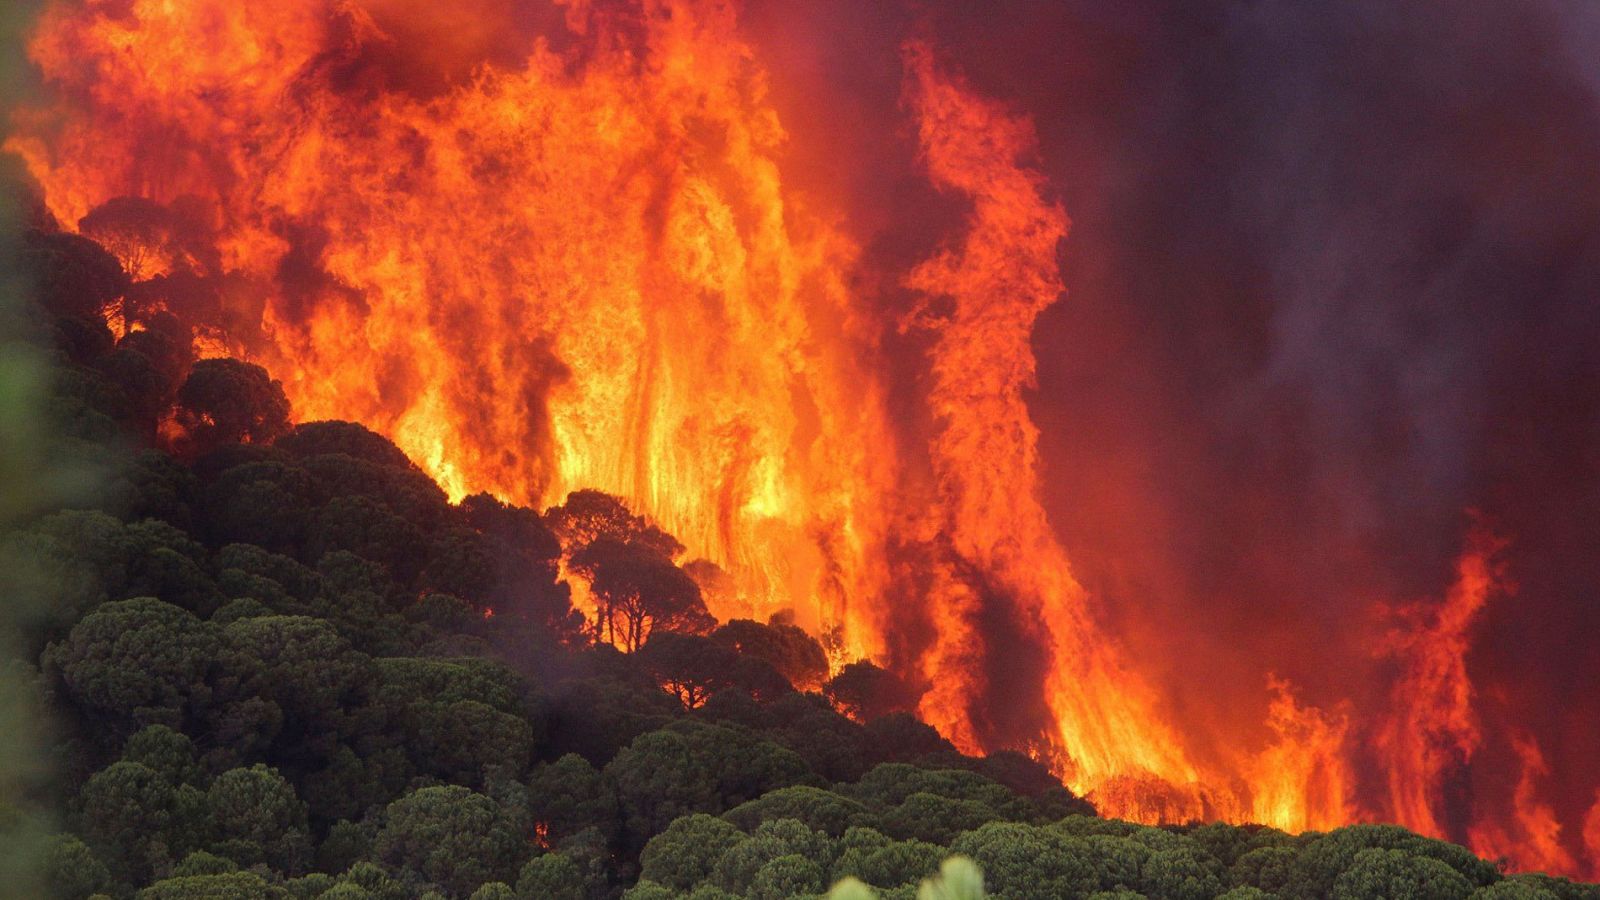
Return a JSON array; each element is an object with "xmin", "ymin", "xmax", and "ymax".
[{"xmin": 568, "ymin": 537, "xmax": 713, "ymax": 652}]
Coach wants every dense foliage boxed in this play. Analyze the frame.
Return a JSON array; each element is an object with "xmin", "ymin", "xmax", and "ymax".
[{"xmin": 6, "ymin": 221, "xmax": 1598, "ymax": 899}]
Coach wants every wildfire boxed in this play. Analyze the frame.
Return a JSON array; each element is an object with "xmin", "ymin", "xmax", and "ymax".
[
  {"xmin": 1376, "ymin": 523, "xmax": 1508, "ymax": 839},
  {"xmin": 7, "ymin": 0, "xmax": 1595, "ymax": 878}
]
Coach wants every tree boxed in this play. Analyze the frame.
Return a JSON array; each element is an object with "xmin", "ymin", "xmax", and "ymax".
[
  {"xmin": 173, "ymin": 850, "xmax": 237, "ymax": 876},
  {"xmin": 569, "ymin": 538, "xmax": 713, "ymax": 651},
  {"xmin": 545, "ymin": 489, "xmax": 684, "ymax": 559},
  {"xmin": 372, "ymin": 656, "xmax": 528, "ymax": 714},
  {"xmin": 174, "ymin": 358, "xmax": 290, "ymax": 453},
  {"xmin": 1231, "ymin": 845, "xmax": 1299, "ymax": 895},
  {"xmin": 200, "ymin": 462, "xmax": 316, "ymax": 552},
  {"xmin": 702, "ymin": 690, "xmax": 875, "ymax": 783},
  {"xmin": 455, "ymin": 493, "xmax": 578, "ymax": 636},
  {"xmin": 824, "ymin": 662, "xmax": 917, "ymax": 723},
  {"xmin": 334, "ymin": 860, "xmax": 412, "ymax": 899},
  {"xmin": 1136, "ymin": 845, "xmax": 1226, "ymax": 900},
  {"xmin": 1079, "ymin": 834, "xmax": 1149, "ymax": 893},
  {"xmin": 419, "ymin": 527, "xmax": 498, "ymax": 604},
  {"xmin": 1286, "ymin": 825, "xmax": 1498, "ymax": 900},
  {"xmin": 372, "ymin": 785, "xmax": 527, "ymax": 897},
  {"xmin": 108, "ymin": 448, "xmax": 199, "ymax": 528},
  {"xmin": 862, "ymin": 713, "xmax": 959, "ymax": 766},
  {"xmin": 273, "ymin": 421, "xmax": 414, "ymax": 469},
  {"xmin": 832, "ymin": 838, "xmax": 945, "ymax": 890},
  {"xmin": 97, "ymin": 316, "xmax": 195, "ymax": 438},
  {"xmin": 134, "ymin": 871, "xmax": 286, "ymax": 900},
  {"xmin": 79, "ymin": 196, "xmax": 214, "ymax": 283},
  {"xmin": 683, "ymin": 559, "xmax": 746, "ymax": 619},
  {"xmin": 603, "ymin": 721, "xmax": 816, "ymax": 843},
  {"xmin": 121, "ymin": 270, "xmax": 230, "ymax": 343},
  {"xmin": 637, "ymin": 632, "xmax": 739, "ymax": 709},
  {"xmin": 297, "ymin": 451, "xmax": 450, "ymax": 530},
  {"xmin": 48, "ymin": 309, "xmax": 116, "ymax": 364},
  {"xmin": 947, "ymin": 822, "xmax": 1100, "ymax": 900},
  {"xmin": 881, "ymin": 793, "xmax": 996, "ymax": 845},
  {"xmin": 637, "ymin": 814, "xmax": 746, "ymax": 891},
  {"xmin": 1331, "ymin": 848, "xmax": 1474, "ymax": 900},
  {"xmin": 305, "ymin": 494, "xmax": 428, "ymax": 583},
  {"xmin": 406, "ymin": 699, "xmax": 536, "ymax": 787},
  {"xmin": 22, "ymin": 228, "xmax": 128, "ymax": 320},
  {"xmin": 711, "ymin": 619, "xmax": 829, "ymax": 691},
  {"xmin": 526, "ymin": 754, "xmax": 619, "ymax": 846},
  {"xmin": 44, "ymin": 597, "xmax": 219, "ymax": 732},
  {"xmin": 752, "ymin": 854, "xmax": 826, "ymax": 900},
  {"xmin": 709, "ymin": 821, "xmax": 830, "ymax": 894},
  {"xmin": 74, "ymin": 761, "xmax": 204, "ymax": 884},
  {"xmin": 42, "ymin": 834, "xmax": 112, "ymax": 900},
  {"xmin": 212, "ymin": 543, "xmax": 321, "ymax": 608},
  {"xmin": 460, "ymin": 493, "xmax": 562, "ymax": 574},
  {"xmin": 123, "ymin": 725, "xmax": 202, "ymax": 786},
  {"xmin": 219, "ymin": 615, "xmax": 372, "ymax": 740},
  {"xmin": 542, "ymin": 674, "xmax": 680, "ymax": 763},
  {"xmin": 111, "ymin": 314, "xmax": 196, "ymax": 429},
  {"xmin": 204, "ymin": 764, "xmax": 312, "ymax": 873},
  {"xmin": 514, "ymin": 854, "xmax": 585, "ymax": 900},
  {"xmin": 721, "ymin": 786, "xmax": 872, "ymax": 837},
  {"xmin": 847, "ymin": 765, "xmax": 1026, "ymax": 822},
  {"xmin": 1471, "ymin": 878, "xmax": 1570, "ymax": 899}
]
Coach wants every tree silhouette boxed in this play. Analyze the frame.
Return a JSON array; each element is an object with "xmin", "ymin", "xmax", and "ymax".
[
  {"xmin": 568, "ymin": 538, "xmax": 712, "ymax": 651},
  {"xmin": 545, "ymin": 489, "xmax": 684, "ymax": 559},
  {"xmin": 175, "ymin": 358, "xmax": 290, "ymax": 453}
]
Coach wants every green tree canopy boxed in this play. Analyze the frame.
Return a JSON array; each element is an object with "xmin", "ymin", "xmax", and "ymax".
[
  {"xmin": 372, "ymin": 785, "xmax": 527, "ymax": 897},
  {"xmin": 605, "ymin": 721, "xmax": 815, "ymax": 843}
]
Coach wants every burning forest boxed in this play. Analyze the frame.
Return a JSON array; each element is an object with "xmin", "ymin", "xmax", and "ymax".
[{"xmin": 2, "ymin": 0, "xmax": 1598, "ymax": 896}]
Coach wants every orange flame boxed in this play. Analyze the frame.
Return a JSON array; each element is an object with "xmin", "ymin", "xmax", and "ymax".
[
  {"xmin": 1246, "ymin": 676, "xmax": 1354, "ymax": 833},
  {"xmin": 7, "ymin": 0, "xmax": 1595, "ymax": 877},
  {"xmin": 900, "ymin": 38, "xmax": 1205, "ymax": 808},
  {"xmin": 1376, "ymin": 523, "xmax": 1508, "ymax": 838},
  {"xmin": 1584, "ymin": 793, "xmax": 1600, "ymax": 881},
  {"xmin": 9, "ymin": 0, "xmax": 894, "ymax": 643},
  {"xmin": 1468, "ymin": 736, "xmax": 1579, "ymax": 877}
]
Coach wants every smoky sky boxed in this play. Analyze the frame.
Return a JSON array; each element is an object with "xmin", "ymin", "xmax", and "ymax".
[
  {"xmin": 747, "ymin": 0, "xmax": 1600, "ymax": 823},
  {"xmin": 963, "ymin": 0, "xmax": 1600, "ymax": 817},
  {"xmin": 14, "ymin": 0, "xmax": 1597, "ymax": 839}
]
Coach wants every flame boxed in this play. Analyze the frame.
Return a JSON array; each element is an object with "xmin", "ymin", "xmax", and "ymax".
[
  {"xmin": 1245, "ymin": 676, "xmax": 1353, "ymax": 833},
  {"xmin": 1468, "ymin": 736, "xmax": 1579, "ymax": 877},
  {"xmin": 1584, "ymin": 794, "xmax": 1600, "ymax": 881},
  {"xmin": 899, "ymin": 39, "xmax": 1204, "ymax": 807},
  {"xmin": 7, "ymin": 0, "xmax": 1596, "ymax": 877},
  {"xmin": 8, "ymin": 0, "xmax": 893, "ymax": 641},
  {"xmin": 1376, "ymin": 523, "xmax": 1507, "ymax": 838}
]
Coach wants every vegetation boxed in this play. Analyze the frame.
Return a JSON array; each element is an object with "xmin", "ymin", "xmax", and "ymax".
[{"xmin": 5, "ymin": 211, "xmax": 1599, "ymax": 900}]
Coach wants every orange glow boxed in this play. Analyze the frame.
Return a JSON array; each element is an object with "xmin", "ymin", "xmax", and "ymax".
[
  {"xmin": 1245, "ymin": 676, "xmax": 1354, "ymax": 833},
  {"xmin": 1376, "ymin": 524, "xmax": 1506, "ymax": 838},
  {"xmin": 899, "ymin": 38, "xmax": 1206, "ymax": 810},
  {"xmin": 7, "ymin": 0, "xmax": 1593, "ymax": 877},
  {"xmin": 1468, "ymin": 736, "xmax": 1579, "ymax": 877},
  {"xmin": 1583, "ymin": 793, "xmax": 1600, "ymax": 881}
]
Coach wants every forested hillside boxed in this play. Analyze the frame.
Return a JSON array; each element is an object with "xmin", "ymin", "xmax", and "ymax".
[{"xmin": 5, "ymin": 218, "xmax": 1595, "ymax": 899}]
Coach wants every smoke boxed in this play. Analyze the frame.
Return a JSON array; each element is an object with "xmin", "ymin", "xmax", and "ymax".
[
  {"xmin": 1, "ymin": 0, "xmax": 77, "ymax": 890},
  {"xmin": 8, "ymin": 0, "xmax": 1600, "ymax": 872},
  {"xmin": 744, "ymin": 0, "xmax": 1600, "ymax": 860},
  {"xmin": 874, "ymin": 0, "xmax": 1600, "ymax": 851}
]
